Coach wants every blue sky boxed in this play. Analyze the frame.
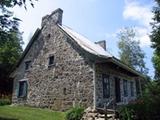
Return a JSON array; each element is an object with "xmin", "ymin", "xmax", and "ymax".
[{"xmin": 13, "ymin": 0, "xmax": 155, "ymax": 77}]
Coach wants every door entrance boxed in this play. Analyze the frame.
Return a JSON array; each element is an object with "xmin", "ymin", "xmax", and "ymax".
[{"xmin": 115, "ymin": 77, "xmax": 121, "ymax": 102}]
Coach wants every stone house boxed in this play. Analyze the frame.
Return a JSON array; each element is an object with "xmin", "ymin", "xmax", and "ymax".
[{"xmin": 12, "ymin": 8, "xmax": 144, "ymax": 111}]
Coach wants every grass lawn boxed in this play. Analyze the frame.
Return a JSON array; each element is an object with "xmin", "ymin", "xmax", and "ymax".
[{"xmin": 0, "ymin": 105, "xmax": 65, "ymax": 120}]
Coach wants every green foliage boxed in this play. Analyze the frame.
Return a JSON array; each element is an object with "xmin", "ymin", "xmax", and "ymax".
[
  {"xmin": 0, "ymin": 29, "xmax": 23, "ymax": 96},
  {"xmin": 117, "ymin": 27, "xmax": 148, "ymax": 75},
  {"xmin": 118, "ymin": 106, "xmax": 134, "ymax": 120},
  {"xmin": 0, "ymin": 30, "xmax": 23, "ymax": 64},
  {"xmin": 0, "ymin": 0, "xmax": 24, "ymax": 96},
  {"xmin": 0, "ymin": 99, "xmax": 11, "ymax": 106},
  {"xmin": 65, "ymin": 106, "xmax": 84, "ymax": 120},
  {"xmin": 118, "ymin": 100, "xmax": 149, "ymax": 120},
  {"xmin": 0, "ymin": 0, "xmax": 36, "ymax": 32},
  {"xmin": 118, "ymin": 81, "xmax": 160, "ymax": 120},
  {"xmin": 152, "ymin": 53, "xmax": 160, "ymax": 79},
  {"xmin": 150, "ymin": 0, "xmax": 160, "ymax": 79},
  {"xmin": 0, "ymin": 0, "xmax": 35, "ymax": 10}
]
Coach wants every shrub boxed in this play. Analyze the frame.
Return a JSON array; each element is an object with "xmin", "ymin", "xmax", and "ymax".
[
  {"xmin": 118, "ymin": 100, "xmax": 147, "ymax": 120},
  {"xmin": 65, "ymin": 106, "xmax": 84, "ymax": 120},
  {"xmin": 118, "ymin": 81, "xmax": 160, "ymax": 120},
  {"xmin": 0, "ymin": 99, "xmax": 11, "ymax": 106},
  {"xmin": 118, "ymin": 106, "xmax": 134, "ymax": 120}
]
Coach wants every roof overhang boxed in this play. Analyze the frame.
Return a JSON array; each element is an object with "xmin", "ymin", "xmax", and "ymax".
[
  {"xmin": 109, "ymin": 57, "xmax": 144, "ymax": 78},
  {"xmin": 94, "ymin": 55, "xmax": 145, "ymax": 78}
]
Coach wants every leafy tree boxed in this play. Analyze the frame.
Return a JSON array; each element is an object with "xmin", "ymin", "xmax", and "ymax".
[
  {"xmin": 0, "ymin": 28, "xmax": 23, "ymax": 97},
  {"xmin": 150, "ymin": 0, "xmax": 160, "ymax": 79},
  {"xmin": 0, "ymin": 0, "xmax": 35, "ymax": 97},
  {"xmin": 0, "ymin": 29, "xmax": 23, "ymax": 64},
  {"xmin": 0, "ymin": 0, "xmax": 35, "ymax": 31},
  {"xmin": 117, "ymin": 27, "xmax": 148, "ymax": 75},
  {"xmin": 0, "ymin": 0, "xmax": 35, "ymax": 10}
]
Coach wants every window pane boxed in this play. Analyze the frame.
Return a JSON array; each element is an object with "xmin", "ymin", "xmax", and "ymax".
[
  {"xmin": 19, "ymin": 82, "xmax": 24, "ymax": 97},
  {"xmin": 123, "ymin": 80, "xmax": 128, "ymax": 97},
  {"xmin": 49, "ymin": 56, "xmax": 54, "ymax": 65},
  {"xmin": 23, "ymin": 82, "xmax": 27, "ymax": 96},
  {"xmin": 102, "ymin": 74, "xmax": 110, "ymax": 98},
  {"xmin": 130, "ymin": 81, "xmax": 134, "ymax": 96},
  {"xmin": 18, "ymin": 81, "xmax": 27, "ymax": 97}
]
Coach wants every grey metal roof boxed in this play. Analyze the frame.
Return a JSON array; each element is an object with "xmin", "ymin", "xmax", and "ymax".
[{"xmin": 59, "ymin": 25, "xmax": 113, "ymax": 58}]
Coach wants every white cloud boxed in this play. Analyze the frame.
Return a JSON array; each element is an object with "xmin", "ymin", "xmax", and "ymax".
[
  {"xmin": 122, "ymin": 0, "xmax": 153, "ymax": 47},
  {"xmin": 135, "ymin": 27, "xmax": 151, "ymax": 47},
  {"xmin": 123, "ymin": 1, "xmax": 153, "ymax": 27}
]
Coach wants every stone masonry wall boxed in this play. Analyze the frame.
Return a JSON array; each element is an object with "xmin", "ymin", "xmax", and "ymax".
[
  {"xmin": 12, "ymin": 21, "xmax": 94, "ymax": 110},
  {"xmin": 95, "ymin": 63, "xmax": 137, "ymax": 108}
]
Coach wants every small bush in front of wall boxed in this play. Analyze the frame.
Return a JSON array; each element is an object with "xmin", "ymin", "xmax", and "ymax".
[
  {"xmin": 118, "ymin": 98, "xmax": 155, "ymax": 120},
  {"xmin": 118, "ymin": 81, "xmax": 160, "ymax": 120},
  {"xmin": 118, "ymin": 102, "xmax": 141, "ymax": 120},
  {"xmin": 0, "ymin": 99, "xmax": 11, "ymax": 106},
  {"xmin": 65, "ymin": 106, "xmax": 84, "ymax": 120}
]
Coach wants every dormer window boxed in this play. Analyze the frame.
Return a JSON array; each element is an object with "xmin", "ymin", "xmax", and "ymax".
[
  {"xmin": 48, "ymin": 55, "xmax": 54, "ymax": 66},
  {"xmin": 25, "ymin": 61, "xmax": 31, "ymax": 71}
]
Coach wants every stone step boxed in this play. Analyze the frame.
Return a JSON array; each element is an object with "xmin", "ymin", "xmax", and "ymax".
[
  {"xmin": 96, "ymin": 117, "xmax": 118, "ymax": 120},
  {"xmin": 98, "ymin": 114, "xmax": 115, "ymax": 118},
  {"xmin": 82, "ymin": 107, "xmax": 119, "ymax": 120},
  {"xmin": 96, "ymin": 107, "xmax": 116, "ymax": 114}
]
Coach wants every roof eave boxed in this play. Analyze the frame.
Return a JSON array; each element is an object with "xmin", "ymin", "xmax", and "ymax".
[
  {"xmin": 94, "ymin": 55, "xmax": 144, "ymax": 78},
  {"xmin": 109, "ymin": 57, "xmax": 145, "ymax": 78}
]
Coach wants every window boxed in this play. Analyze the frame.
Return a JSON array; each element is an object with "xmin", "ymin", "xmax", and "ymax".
[
  {"xmin": 18, "ymin": 81, "xmax": 28, "ymax": 97},
  {"xmin": 136, "ymin": 79, "xmax": 140, "ymax": 95},
  {"xmin": 102, "ymin": 74, "xmax": 110, "ymax": 98},
  {"xmin": 123, "ymin": 80, "xmax": 128, "ymax": 97},
  {"xmin": 63, "ymin": 88, "xmax": 67, "ymax": 95},
  {"xmin": 115, "ymin": 77, "xmax": 121, "ymax": 102},
  {"xmin": 130, "ymin": 81, "xmax": 134, "ymax": 97},
  {"xmin": 48, "ymin": 56, "xmax": 54, "ymax": 66},
  {"xmin": 25, "ymin": 61, "xmax": 31, "ymax": 71}
]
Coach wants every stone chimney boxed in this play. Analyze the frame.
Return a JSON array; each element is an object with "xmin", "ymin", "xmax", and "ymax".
[
  {"xmin": 95, "ymin": 40, "xmax": 106, "ymax": 50},
  {"xmin": 41, "ymin": 8, "xmax": 63, "ymax": 27}
]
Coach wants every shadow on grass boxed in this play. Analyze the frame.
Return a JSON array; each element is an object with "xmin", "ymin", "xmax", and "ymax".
[{"xmin": 0, "ymin": 117, "xmax": 18, "ymax": 120}]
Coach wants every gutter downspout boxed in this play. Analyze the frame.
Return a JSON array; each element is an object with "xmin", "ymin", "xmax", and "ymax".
[{"xmin": 93, "ymin": 63, "xmax": 96, "ymax": 109}]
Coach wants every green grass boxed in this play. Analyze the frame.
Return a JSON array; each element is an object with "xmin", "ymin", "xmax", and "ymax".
[{"xmin": 0, "ymin": 105, "xmax": 65, "ymax": 120}]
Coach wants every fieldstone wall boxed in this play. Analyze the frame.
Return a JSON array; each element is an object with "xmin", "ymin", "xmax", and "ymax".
[
  {"xmin": 95, "ymin": 63, "xmax": 137, "ymax": 108},
  {"xmin": 12, "ymin": 12, "xmax": 94, "ymax": 111},
  {"xmin": 12, "ymin": 8, "xmax": 141, "ymax": 111}
]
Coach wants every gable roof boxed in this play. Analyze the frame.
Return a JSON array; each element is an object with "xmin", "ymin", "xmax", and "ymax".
[{"xmin": 59, "ymin": 25, "xmax": 112, "ymax": 58}]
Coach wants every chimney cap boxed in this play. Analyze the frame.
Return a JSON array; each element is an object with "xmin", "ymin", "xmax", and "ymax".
[
  {"xmin": 41, "ymin": 8, "xmax": 63, "ymax": 27},
  {"xmin": 95, "ymin": 40, "xmax": 106, "ymax": 50},
  {"xmin": 50, "ymin": 8, "xmax": 63, "ymax": 16}
]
